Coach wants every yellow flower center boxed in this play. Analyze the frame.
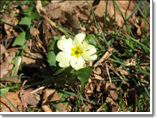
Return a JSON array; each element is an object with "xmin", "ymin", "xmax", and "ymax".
[{"xmin": 71, "ymin": 46, "xmax": 83, "ymax": 58}]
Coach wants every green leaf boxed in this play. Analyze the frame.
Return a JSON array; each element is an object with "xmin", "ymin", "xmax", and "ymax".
[
  {"xmin": 12, "ymin": 32, "xmax": 26, "ymax": 46},
  {"xmin": 76, "ymin": 67, "xmax": 93, "ymax": 86},
  {"xmin": 48, "ymin": 40, "xmax": 57, "ymax": 51},
  {"xmin": 0, "ymin": 87, "xmax": 10, "ymax": 96},
  {"xmin": 47, "ymin": 51, "xmax": 56, "ymax": 66},
  {"xmin": 23, "ymin": 7, "xmax": 40, "ymax": 20},
  {"xmin": 86, "ymin": 34, "xmax": 97, "ymax": 46},
  {"xmin": 30, "ymin": 12, "xmax": 40, "ymax": 20},
  {"xmin": 19, "ymin": 17, "xmax": 32, "ymax": 27}
]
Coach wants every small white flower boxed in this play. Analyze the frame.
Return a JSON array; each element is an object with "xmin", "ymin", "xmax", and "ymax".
[{"xmin": 56, "ymin": 33, "xmax": 97, "ymax": 70}]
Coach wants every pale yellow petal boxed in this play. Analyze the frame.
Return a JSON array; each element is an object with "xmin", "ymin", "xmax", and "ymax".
[
  {"xmin": 56, "ymin": 52, "xmax": 70, "ymax": 68},
  {"xmin": 74, "ymin": 33, "xmax": 86, "ymax": 44},
  {"xmin": 82, "ymin": 43, "xmax": 97, "ymax": 61},
  {"xmin": 84, "ymin": 44, "xmax": 97, "ymax": 55},
  {"xmin": 57, "ymin": 36, "xmax": 73, "ymax": 53},
  {"xmin": 70, "ymin": 56, "xmax": 85, "ymax": 70},
  {"xmin": 90, "ymin": 54, "xmax": 97, "ymax": 60},
  {"xmin": 83, "ymin": 53, "xmax": 97, "ymax": 61}
]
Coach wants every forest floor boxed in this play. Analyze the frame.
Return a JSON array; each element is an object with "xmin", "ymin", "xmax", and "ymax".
[{"xmin": 0, "ymin": 0, "xmax": 150, "ymax": 112}]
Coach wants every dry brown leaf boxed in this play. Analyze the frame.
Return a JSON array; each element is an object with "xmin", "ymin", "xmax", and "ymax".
[
  {"xmin": 0, "ymin": 44, "xmax": 6, "ymax": 55},
  {"xmin": 0, "ymin": 48, "xmax": 17, "ymax": 78},
  {"xmin": 42, "ymin": 89, "xmax": 56, "ymax": 112},
  {"xmin": 94, "ymin": 74, "xmax": 104, "ymax": 80},
  {"xmin": 94, "ymin": 1, "xmax": 106, "ymax": 18},
  {"xmin": 19, "ymin": 88, "xmax": 40, "ymax": 109},
  {"xmin": 44, "ymin": 1, "xmax": 92, "ymax": 32},
  {"xmin": 22, "ymin": 48, "xmax": 43, "ymax": 65},
  {"xmin": 49, "ymin": 92, "xmax": 61, "ymax": 102},
  {"xmin": 22, "ymin": 56, "xmax": 36, "ymax": 65},
  {"xmin": 42, "ymin": 89, "xmax": 55, "ymax": 107},
  {"xmin": 109, "ymin": 90, "xmax": 118, "ymax": 101},
  {"xmin": 82, "ymin": 103, "xmax": 92, "ymax": 112},
  {"xmin": 106, "ymin": 97, "xmax": 119, "ymax": 112},
  {"xmin": 124, "ymin": 58, "xmax": 136, "ymax": 66},
  {"xmin": 42, "ymin": 89, "xmax": 59, "ymax": 102},
  {"xmin": 36, "ymin": 0, "xmax": 46, "ymax": 15},
  {"xmin": 106, "ymin": 97, "xmax": 113, "ymax": 103},
  {"xmin": 45, "ymin": 1, "xmax": 91, "ymax": 19},
  {"xmin": 105, "ymin": 82, "xmax": 116, "ymax": 90},
  {"xmin": 2, "ymin": 11, "xmax": 18, "ymax": 36},
  {"xmin": 41, "ymin": 89, "xmax": 71, "ymax": 112},
  {"xmin": 56, "ymin": 103, "xmax": 71, "ymax": 112},
  {"xmin": 0, "ymin": 63, "xmax": 13, "ymax": 78},
  {"xmin": 41, "ymin": 105, "xmax": 52, "ymax": 112},
  {"xmin": 85, "ymin": 79, "xmax": 94, "ymax": 96},
  {"xmin": 93, "ymin": 67, "xmax": 101, "ymax": 75},
  {"xmin": 30, "ymin": 27, "xmax": 40, "ymax": 37},
  {"xmin": 116, "ymin": 67, "xmax": 129, "ymax": 76},
  {"xmin": 111, "ymin": 104, "xmax": 119, "ymax": 112},
  {"xmin": 95, "ymin": 0, "xmax": 136, "ymax": 27},
  {"xmin": 0, "ymin": 92, "xmax": 23, "ymax": 112},
  {"xmin": 109, "ymin": 83, "xmax": 116, "ymax": 90}
]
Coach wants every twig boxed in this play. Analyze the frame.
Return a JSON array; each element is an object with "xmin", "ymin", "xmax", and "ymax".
[
  {"xmin": 30, "ymin": 86, "xmax": 45, "ymax": 94},
  {"xmin": 0, "ymin": 20, "xmax": 24, "ymax": 32},
  {"xmin": 94, "ymin": 47, "xmax": 114, "ymax": 67},
  {"xmin": 105, "ymin": 62, "xmax": 112, "ymax": 83},
  {"xmin": 0, "ymin": 78, "xmax": 21, "ymax": 84},
  {"xmin": 42, "ymin": 15, "xmax": 73, "ymax": 38},
  {"xmin": 36, "ymin": 1, "xmax": 73, "ymax": 38}
]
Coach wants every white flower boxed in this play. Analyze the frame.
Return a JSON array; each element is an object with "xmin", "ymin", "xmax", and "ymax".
[{"xmin": 56, "ymin": 33, "xmax": 97, "ymax": 70}]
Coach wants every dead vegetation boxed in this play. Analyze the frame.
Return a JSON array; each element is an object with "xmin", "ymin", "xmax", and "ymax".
[{"xmin": 0, "ymin": 0, "xmax": 150, "ymax": 112}]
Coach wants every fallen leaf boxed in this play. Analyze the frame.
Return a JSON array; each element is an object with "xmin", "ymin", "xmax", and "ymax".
[
  {"xmin": 111, "ymin": 104, "xmax": 119, "ymax": 112},
  {"xmin": 41, "ymin": 105, "xmax": 52, "ymax": 112},
  {"xmin": 42, "ymin": 89, "xmax": 58, "ymax": 112},
  {"xmin": 0, "ymin": 44, "xmax": 6, "ymax": 56},
  {"xmin": 116, "ymin": 67, "xmax": 129, "ymax": 76},
  {"xmin": 42, "ymin": 89, "xmax": 56, "ymax": 103},
  {"xmin": 41, "ymin": 89, "xmax": 71, "ymax": 112},
  {"xmin": 94, "ymin": 1, "xmax": 106, "ymax": 18},
  {"xmin": 105, "ymin": 82, "xmax": 116, "ymax": 90},
  {"xmin": 0, "ymin": 48, "xmax": 17, "ymax": 78},
  {"xmin": 95, "ymin": 0, "xmax": 136, "ymax": 27},
  {"xmin": 85, "ymin": 79, "xmax": 94, "ymax": 96},
  {"xmin": 44, "ymin": 1, "xmax": 92, "ymax": 32},
  {"xmin": 36, "ymin": 0, "xmax": 46, "ymax": 15},
  {"xmin": 3, "ymin": 15, "xmax": 18, "ymax": 36},
  {"xmin": 94, "ymin": 74, "xmax": 104, "ymax": 80},
  {"xmin": 0, "ymin": 92, "xmax": 23, "ymax": 112},
  {"xmin": 19, "ymin": 88, "xmax": 40, "ymax": 109},
  {"xmin": 30, "ymin": 27, "xmax": 40, "ymax": 37},
  {"xmin": 93, "ymin": 67, "xmax": 101, "ymax": 75},
  {"xmin": 124, "ymin": 58, "xmax": 136, "ymax": 66},
  {"xmin": 109, "ymin": 90, "xmax": 118, "ymax": 101},
  {"xmin": 55, "ymin": 103, "xmax": 71, "ymax": 112}
]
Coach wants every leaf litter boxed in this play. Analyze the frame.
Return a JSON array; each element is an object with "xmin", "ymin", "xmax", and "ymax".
[{"xmin": 0, "ymin": 0, "xmax": 150, "ymax": 112}]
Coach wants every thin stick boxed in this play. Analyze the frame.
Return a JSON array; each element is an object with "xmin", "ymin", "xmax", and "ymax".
[
  {"xmin": 94, "ymin": 47, "xmax": 114, "ymax": 67},
  {"xmin": 36, "ymin": 0, "xmax": 73, "ymax": 38},
  {"xmin": 105, "ymin": 62, "xmax": 112, "ymax": 83},
  {"xmin": 30, "ymin": 86, "xmax": 45, "ymax": 94},
  {"xmin": 42, "ymin": 15, "xmax": 73, "ymax": 38}
]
